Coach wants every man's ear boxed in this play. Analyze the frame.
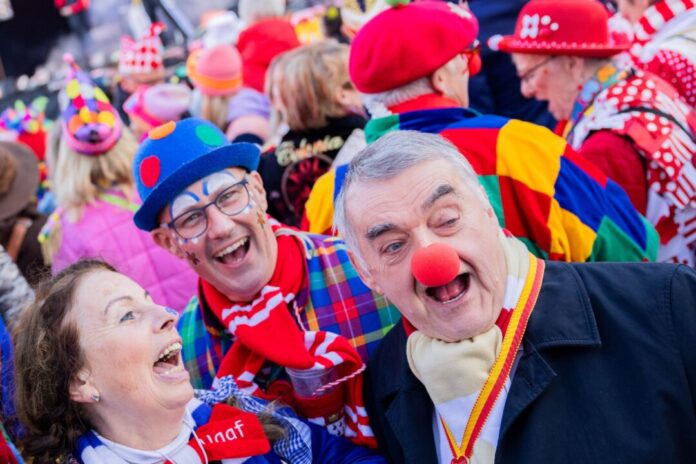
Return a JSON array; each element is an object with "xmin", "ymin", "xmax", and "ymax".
[
  {"xmin": 347, "ymin": 249, "xmax": 383, "ymax": 295},
  {"xmin": 69, "ymin": 369, "xmax": 97, "ymax": 404},
  {"xmin": 151, "ymin": 227, "xmax": 186, "ymax": 260},
  {"xmin": 248, "ymin": 171, "xmax": 269, "ymax": 212},
  {"xmin": 430, "ymin": 66, "xmax": 448, "ymax": 96}
]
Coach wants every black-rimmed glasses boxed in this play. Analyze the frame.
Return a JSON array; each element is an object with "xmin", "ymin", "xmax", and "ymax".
[
  {"xmin": 519, "ymin": 56, "xmax": 556, "ymax": 83},
  {"xmin": 166, "ymin": 179, "xmax": 251, "ymax": 240}
]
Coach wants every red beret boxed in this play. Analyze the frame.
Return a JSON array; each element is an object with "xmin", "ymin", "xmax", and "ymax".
[{"xmin": 349, "ymin": 1, "xmax": 479, "ymax": 94}]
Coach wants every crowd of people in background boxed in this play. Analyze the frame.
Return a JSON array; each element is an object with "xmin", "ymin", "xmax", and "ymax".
[{"xmin": 0, "ymin": 0, "xmax": 694, "ymax": 462}]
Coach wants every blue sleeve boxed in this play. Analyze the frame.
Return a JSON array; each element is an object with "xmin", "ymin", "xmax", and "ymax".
[{"xmin": 308, "ymin": 421, "xmax": 386, "ymax": 463}]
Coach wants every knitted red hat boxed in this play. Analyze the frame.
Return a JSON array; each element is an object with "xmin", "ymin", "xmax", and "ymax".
[
  {"xmin": 349, "ymin": 0, "xmax": 479, "ymax": 94},
  {"xmin": 489, "ymin": 0, "xmax": 629, "ymax": 57},
  {"xmin": 236, "ymin": 18, "xmax": 301, "ymax": 93},
  {"xmin": 119, "ymin": 23, "xmax": 165, "ymax": 76}
]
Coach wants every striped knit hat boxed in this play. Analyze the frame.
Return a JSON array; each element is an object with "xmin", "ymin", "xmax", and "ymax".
[
  {"xmin": 186, "ymin": 44, "xmax": 243, "ymax": 97},
  {"xmin": 61, "ymin": 55, "xmax": 122, "ymax": 156}
]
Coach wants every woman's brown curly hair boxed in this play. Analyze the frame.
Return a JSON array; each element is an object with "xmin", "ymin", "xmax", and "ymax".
[{"xmin": 14, "ymin": 260, "xmax": 116, "ymax": 461}]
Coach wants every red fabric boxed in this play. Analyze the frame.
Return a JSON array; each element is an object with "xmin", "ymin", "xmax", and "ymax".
[
  {"xmin": 186, "ymin": 403, "xmax": 270, "ymax": 461},
  {"xmin": 442, "ymin": 127, "xmax": 500, "ymax": 176},
  {"xmin": 388, "ymin": 94, "xmax": 460, "ymax": 114},
  {"xmin": 349, "ymin": 1, "xmax": 478, "ymax": 93},
  {"xmin": 54, "ymin": 0, "xmax": 89, "ymax": 15},
  {"xmin": 493, "ymin": 0, "xmax": 628, "ymax": 57},
  {"xmin": 579, "ymin": 130, "xmax": 648, "ymax": 215},
  {"xmin": 0, "ymin": 433, "xmax": 17, "ymax": 464},
  {"xmin": 644, "ymin": 50, "xmax": 696, "ymax": 108},
  {"xmin": 499, "ymin": 176, "xmax": 553, "ymax": 253},
  {"xmin": 17, "ymin": 131, "xmax": 46, "ymax": 161},
  {"xmin": 205, "ymin": 231, "xmax": 308, "ymax": 368},
  {"xmin": 237, "ymin": 19, "xmax": 300, "ymax": 93}
]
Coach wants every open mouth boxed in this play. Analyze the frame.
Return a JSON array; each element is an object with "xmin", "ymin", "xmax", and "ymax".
[
  {"xmin": 425, "ymin": 272, "xmax": 471, "ymax": 303},
  {"xmin": 214, "ymin": 237, "xmax": 250, "ymax": 265},
  {"xmin": 153, "ymin": 341, "xmax": 184, "ymax": 376}
]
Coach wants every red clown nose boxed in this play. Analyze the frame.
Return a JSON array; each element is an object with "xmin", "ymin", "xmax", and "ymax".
[{"xmin": 411, "ymin": 243, "xmax": 460, "ymax": 287}]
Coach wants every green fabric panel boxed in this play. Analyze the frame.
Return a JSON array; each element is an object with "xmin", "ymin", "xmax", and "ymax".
[
  {"xmin": 364, "ymin": 114, "xmax": 401, "ymax": 143},
  {"xmin": 477, "ymin": 175, "xmax": 505, "ymax": 229},
  {"xmin": 517, "ymin": 236, "xmax": 548, "ymax": 259},
  {"xmin": 590, "ymin": 216, "xmax": 656, "ymax": 262},
  {"xmin": 642, "ymin": 216, "xmax": 659, "ymax": 262}
]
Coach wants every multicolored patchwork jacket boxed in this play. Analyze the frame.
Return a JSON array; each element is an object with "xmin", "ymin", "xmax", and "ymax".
[
  {"xmin": 303, "ymin": 103, "xmax": 658, "ymax": 262},
  {"xmin": 179, "ymin": 227, "xmax": 401, "ymax": 389}
]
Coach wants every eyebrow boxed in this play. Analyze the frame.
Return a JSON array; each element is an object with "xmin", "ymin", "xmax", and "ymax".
[
  {"xmin": 103, "ymin": 290, "xmax": 149, "ymax": 315},
  {"xmin": 168, "ymin": 191, "xmax": 201, "ymax": 220},
  {"xmin": 104, "ymin": 296, "xmax": 133, "ymax": 315},
  {"xmin": 366, "ymin": 223, "xmax": 397, "ymax": 240},
  {"xmin": 202, "ymin": 171, "xmax": 236, "ymax": 196},
  {"xmin": 421, "ymin": 184, "xmax": 455, "ymax": 211}
]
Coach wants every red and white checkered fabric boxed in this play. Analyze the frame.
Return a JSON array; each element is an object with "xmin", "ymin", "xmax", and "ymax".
[{"xmin": 118, "ymin": 22, "xmax": 165, "ymax": 75}]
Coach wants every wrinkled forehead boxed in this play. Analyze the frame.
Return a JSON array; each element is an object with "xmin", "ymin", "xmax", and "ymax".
[
  {"xmin": 345, "ymin": 160, "xmax": 470, "ymax": 228},
  {"xmin": 169, "ymin": 168, "xmax": 245, "ymax": 218}
]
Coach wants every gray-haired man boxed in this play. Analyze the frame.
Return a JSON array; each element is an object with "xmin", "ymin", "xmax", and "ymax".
[{"xmin": 335, "ymin": 130, "xmax": 696, "ymax": 464}]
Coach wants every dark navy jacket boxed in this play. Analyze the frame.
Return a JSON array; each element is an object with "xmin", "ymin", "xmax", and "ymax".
[{"xmin": 363, "ymin": 262, "xmax": 696, "ymax": 463}]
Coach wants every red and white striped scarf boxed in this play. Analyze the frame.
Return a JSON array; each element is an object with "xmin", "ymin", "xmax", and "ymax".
[
  {"xmin": 631, "ymin": 0, "xmax": 696, "ymax": 55},
  {"xmin": 206, "ymin": 222, "xmax": 375, "ymax": 447}
]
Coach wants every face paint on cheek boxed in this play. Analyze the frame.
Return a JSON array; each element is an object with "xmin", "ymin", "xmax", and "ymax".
[
  {"xmin": 185, "ymin": 251, "xmax": 200, "ymax": 265},
  {"xmin": 190, "ymin": 237, "xmax": 199, "ymax": 245},
  {"xmin": 256, "ymin": 210, "xmax": 267, "ymax": 227},
  {"xmin": 164, "ymin": 307, "xmax": 178, "ymax": 316}
]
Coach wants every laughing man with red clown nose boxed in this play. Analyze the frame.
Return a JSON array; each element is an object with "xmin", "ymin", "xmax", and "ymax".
[{"xmin": 335, "ymin": 130, "xmax": 696, "ymax": 464}]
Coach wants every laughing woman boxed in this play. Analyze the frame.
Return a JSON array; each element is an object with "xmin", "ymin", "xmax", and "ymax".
[{"xmin": 14, "ymin": 260, "xmax": 384, "ymax": 463}]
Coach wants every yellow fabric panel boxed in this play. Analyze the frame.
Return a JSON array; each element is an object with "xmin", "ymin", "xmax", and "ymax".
[
  {"xmin": 553, "ymin": 202, "xmax": 596, "ymax": 262},
  {"xmin": 496, "ymin": 119, "xmax": 565, "ymax": 197},
  {"xmin": 303, "ymin": 169, "xmax": 336, "ymax": 234}
]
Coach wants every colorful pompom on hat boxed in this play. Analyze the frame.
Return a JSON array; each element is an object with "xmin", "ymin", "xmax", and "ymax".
[
  {"xmin": 0, "ymin": 97, "xmax": 49, "ymax": 160},
  {"xmin": 186, "ymin": 44, "xmax": 244, "ymax": 97},
  {"xmin": 488, "ymin": 0, "xmax": 628, "ymax": 57},
  {"xmin": 119, "ymin": 22, "xmax": 165, "ymax": 76},
  {"xmin": 133, "ymin": 118, "xmax": 260, "ymax": 231},
  {"xmin": 61, "ymin": 55, "xmax": 122, "ymax": 156},
  {"xmin": 349, "ymin": 0, "xmax": 479, "ymax": 94}
]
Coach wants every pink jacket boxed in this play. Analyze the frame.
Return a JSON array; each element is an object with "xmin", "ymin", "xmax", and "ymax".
[{"xmin": 51, "ymin": 192, "xmax": 197, "ymax": 311}]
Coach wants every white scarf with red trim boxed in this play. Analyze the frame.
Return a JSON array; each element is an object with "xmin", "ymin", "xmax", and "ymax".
[
  {"xmin": 406, "ymin": 234, "xmax": 537, "ymax": 464},
  {"xmin": 208, "ymin": 222, "xmax": 375, "ymax": 447}
]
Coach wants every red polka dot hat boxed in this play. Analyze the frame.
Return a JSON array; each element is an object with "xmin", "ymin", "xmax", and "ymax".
[
  {"xmin": 489, "ymin": 0, "xmax": 629, "ymax": 58},
  {"xmin": 132, "ymin": 118, "xmax": 260, "ymax": 231}
]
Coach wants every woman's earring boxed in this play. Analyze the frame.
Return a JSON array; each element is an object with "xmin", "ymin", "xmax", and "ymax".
[{"xmin": 90, "ymin": 392, "xmax": 101, "ymax": 402}]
